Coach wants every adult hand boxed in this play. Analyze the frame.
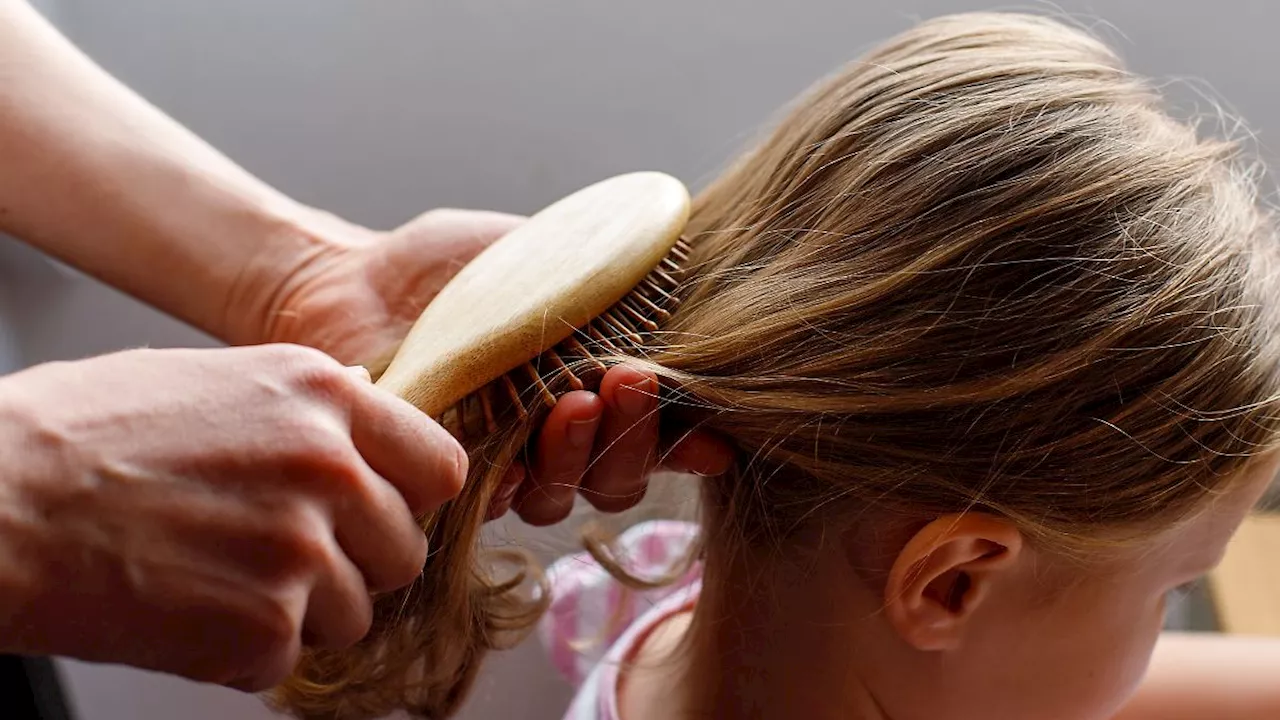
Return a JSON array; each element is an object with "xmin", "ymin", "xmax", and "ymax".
[
  {"xmin": 1, "ymin": 0, "xmax": 730, "ymax": 532},
  {"xmin": 0, "ymin": 344, "xmax": 458, "ymax": 691},
  {"xmin": 252, "ymin": 208, "xmax": 735, "ymax": 525}
]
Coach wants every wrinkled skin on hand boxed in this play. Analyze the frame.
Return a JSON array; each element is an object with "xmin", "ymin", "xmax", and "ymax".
[{"xmin": 0, "ymin": 345, "xmax": 462, "ymax": 690}]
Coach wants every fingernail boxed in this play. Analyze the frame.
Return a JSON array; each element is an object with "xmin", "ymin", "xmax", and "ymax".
[
  {"xmin": 568, "ymin": 417, "xmax": 600, "ymax": 449},
  {"xmin": 618, "ymin": 379, "xmax": 656, "ymax": 416},
  {"xmin": 346, "ymin": 365, "xmax": 372, "ymax": 383}
]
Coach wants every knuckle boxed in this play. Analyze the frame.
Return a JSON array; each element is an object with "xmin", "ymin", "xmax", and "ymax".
[
  {"xmin": 423, "ymin": 431, "xmax": 468, "ymax": 495},
  {"xmin": 343, "ymin": 596, "xmax": 376, "ymax": 647},
  {"xmin": 384, "ymin": 535, "xmax": 429, "ymax": 591},
  {"xmin": 437, "ymin": 448, "xmax": 467, "ymax": 500},
  {"xmin": 251, "ymin": 346, "xmax": 350, "ymax": 404},
  {"xmin": 314, "ymin": 456, "xmax": 372, "ymax": 505},
  {"xmin": 259, "ymin": 605, "xmax": 299, "ymax": 658},
  {"xmin": 275, "ymin": 505, "xmax": 334, "ymax": 571},
  {"xmin": 305, "ymin": 437, "xmax": 358, "ymax": 476},
  {"xmin": 278, "ymin": 429, "xmax": 363, "ymax": 485},
  {"xmin": 260, "ymin": 341, "xmax": 324, "ymax": 366},
  {"xmin": 396, "ymin": 427, "xmax": 467, "ymax": 513},
  {"xmin": 241, "ymin": 594, "xmax": 303, "ymax": 682},
  {"xmin": 288, "ymin": 530, "xmax": 332, "ymax": 571},
  {"xmin": 270, "ymin": 344, "xmax": 347, "ymax": 394},
  {"xmin": 255, "ymin": 641, "xmax": 301, "ymax": 691},
  {"xmin": 295, "ymin": 363, "xmax": 349, "ymax": 399}
]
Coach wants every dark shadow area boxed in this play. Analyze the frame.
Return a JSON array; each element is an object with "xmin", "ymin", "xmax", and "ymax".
[{"xmin": 0, "ymin": 655, "xmax": 77, "ymax": 720}]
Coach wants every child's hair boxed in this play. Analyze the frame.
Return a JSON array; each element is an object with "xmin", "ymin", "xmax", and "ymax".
[{"xmin": 273, "ymin": 11, "xmax": 1280, "ymax": 719}]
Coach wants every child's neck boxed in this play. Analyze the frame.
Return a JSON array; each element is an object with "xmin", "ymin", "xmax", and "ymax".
[{"xmin": 620, "ymin": 547, "xmax": 891, "ymax": 720}]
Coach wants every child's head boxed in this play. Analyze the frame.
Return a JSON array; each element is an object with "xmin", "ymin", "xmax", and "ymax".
[
  {"xmin": 278, "ymin": 11, "xmax": 1280, "ymax": 720},
  {"xmin": 641, "ymin": 11, "xmax": 1280, "ymax": 719}
]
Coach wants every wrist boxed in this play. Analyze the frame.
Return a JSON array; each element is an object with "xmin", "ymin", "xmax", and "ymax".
[
  {"xmin": 217, "ymin": 203, "xmax": 375, "ymax": 347},
  {"xmin": 0, "ymin": 0, "xmax": 378, "ymax": 349}
]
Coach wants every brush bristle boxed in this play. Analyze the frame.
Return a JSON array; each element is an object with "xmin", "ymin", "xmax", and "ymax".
[{"xmin": 442, "ymin": 236, "xmax": 692, "ymax": 440}]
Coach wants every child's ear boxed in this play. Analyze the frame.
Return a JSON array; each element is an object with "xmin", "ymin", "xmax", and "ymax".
[{"xmin": 883, "ymin": 513, "xmax": 1023, "ymax": 651}]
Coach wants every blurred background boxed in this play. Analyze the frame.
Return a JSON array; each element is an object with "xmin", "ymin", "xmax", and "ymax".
[{"xmin": 1, "ymin": 1, "xmax": 1276, "ymax": 718}]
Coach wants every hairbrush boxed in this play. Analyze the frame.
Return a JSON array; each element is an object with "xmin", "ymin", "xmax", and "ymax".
[{"xmin": 374, "ymin": 171, "xmax": 692, "ymax": 434}]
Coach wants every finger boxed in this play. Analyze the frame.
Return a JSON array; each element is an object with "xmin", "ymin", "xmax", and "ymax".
[
  {"xmin": 660, "ymin": 428, "xmax": 736, "ymax": 477},
  {"xmin": 227, "ymin": 632, "xmax": 302, "ymax": 693},
  {"xmin": 486, "ymin": 463, "xmax": 525, "ymax": 523},
  {"xmin": 408, "ymin": 208, "xmax": 527, "ymax": 261},
  {"xmin": 347, "ymin": 382, "xmax": 468, "ymax": 513},
  {"xmin": 300, "ymin": 540, "xmax": 374, "ymax": 651},
  {"xmin": 329, "ymin": 459, "xmax": 429, "ymax": 594},
  {"xmin": 225, "ymin": 588, "xmax": 308, "ymax": 693},
  {"xmin": 513, "ymin": 391, "xmax": 603, "ymax": 526},
  {"xmin": 580, "ymin": 366, "xmax": 659, "ymax": 514},
  {"xmin": 420, "ymin": 208, "xmax": 526, "ymax": 241}
]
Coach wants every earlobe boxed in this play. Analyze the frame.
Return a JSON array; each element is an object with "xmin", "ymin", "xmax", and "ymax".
[{"xmin": 883, "ymin": 513, "xmax": 1023, "ymax": 651}]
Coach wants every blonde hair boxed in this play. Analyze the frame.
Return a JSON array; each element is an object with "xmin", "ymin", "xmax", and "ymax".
[{"xmin": 273, "ymin": 11, "xmax": 1280, "ymax": 719}]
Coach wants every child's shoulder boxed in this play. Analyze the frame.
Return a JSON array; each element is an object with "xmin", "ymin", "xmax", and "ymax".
[{"xmin": 538, "ymin": 519, "xmax": 702, "ymax": 689}]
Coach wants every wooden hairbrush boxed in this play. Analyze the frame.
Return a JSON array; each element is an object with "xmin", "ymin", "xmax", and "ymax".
[{"xmin": 374, "ymin": 171, "xmax": 692, "ymax": 433}]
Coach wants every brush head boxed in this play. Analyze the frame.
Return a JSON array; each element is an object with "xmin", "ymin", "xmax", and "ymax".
[{"xmin": 376, "ymin": 171, "xmax": 691, "ymax": 417}]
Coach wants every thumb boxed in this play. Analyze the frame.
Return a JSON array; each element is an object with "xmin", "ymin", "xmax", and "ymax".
[{"xmin": 399, "ymin": 208, "xmax": 527, "ymax": 260}]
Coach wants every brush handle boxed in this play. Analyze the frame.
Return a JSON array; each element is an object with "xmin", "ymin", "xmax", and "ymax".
[{"xmin": 375, "ymin": 172, "xmax": 691, "ymax": 418}]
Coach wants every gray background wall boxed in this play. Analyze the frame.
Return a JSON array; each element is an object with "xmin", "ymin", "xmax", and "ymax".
[{"xmin": 0, "ymin": 1, "xmax": 1274, "ymax": 718}]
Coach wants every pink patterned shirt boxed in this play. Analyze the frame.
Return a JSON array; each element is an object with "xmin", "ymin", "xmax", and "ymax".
[{"xmin": 536, "ymin": 520, "xmax": 703, "ymax": 720}]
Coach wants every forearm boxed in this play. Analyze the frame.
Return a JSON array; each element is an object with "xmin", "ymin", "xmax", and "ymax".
[
  {"xmin": 0, "ymin": 0, "xmax": 349, "ymax": 344},
  {"xmin": 1112, "ymin": 632, "xmax": 1280, "ymax": 720}
]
